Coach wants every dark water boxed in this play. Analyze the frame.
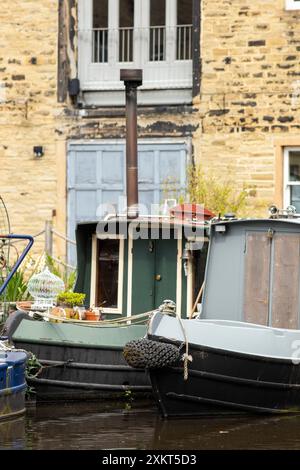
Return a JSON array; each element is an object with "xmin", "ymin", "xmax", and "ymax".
[{"xmin": 1, "ymin": 400, "xmax": 300, "ymax": 450}]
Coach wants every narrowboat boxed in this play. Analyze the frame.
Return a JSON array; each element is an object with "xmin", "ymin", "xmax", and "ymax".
[
  {"xmin": 3, "ymin": 69, "xmax": 211, "ymax": 401},
  {"xmin": 4, "ymin": 207, "xmax": 210, "ymax": 401},
  {"xmin": 125, "ymin": 207, "xmax": 300, "ymax": 417}
]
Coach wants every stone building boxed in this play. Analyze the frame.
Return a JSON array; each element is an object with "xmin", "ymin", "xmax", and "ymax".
[{"xmin": 0, "ymin": 0, "xmax": 300, "ymax": 264}]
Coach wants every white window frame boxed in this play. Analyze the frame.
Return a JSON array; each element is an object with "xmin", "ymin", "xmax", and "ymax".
[
  {"xmin": 78, "ymin": 0, "xmax": 193, "ymax": 105},
  {"xmin": 285, "ymin": 0, "xmax": 300, "ymax": 10},
  {"xmin": 90, "ymin": 234, "xmax": 125, "ymax": 314},
  {"xmin": 283, "ymin": 147, "xmax": 300, "ymax": 209}
]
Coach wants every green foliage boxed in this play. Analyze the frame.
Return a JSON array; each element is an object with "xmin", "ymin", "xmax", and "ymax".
[
  {"xmin": 0, "ymin": 252, "xmax": 76, "ymax": 303},
  {"xmin": 57, "ymin": 291, "xmax": 86, "ymax": 307},
  {"xmin": 25, "ymin": 353, "xmax": 42, "ymax": 399},
  {"xmin": 123, "ymin": 390, "xmax": 135, "ymax": 410},
  {"xmin": 26, "ymin": 353, "xmax": 42, "ymax": 379},
  {"xmin": 0, "ymin": 268, "xmax": 32, "ymax": 302},
  {"xmin": 45, "ymin": 254, "xmax": 76, "ymax": 292},
  {"xmin": 162, "ymin": 165, "xmax": 250, "ymax": 217},
  {"xmin": 187, "ymin": 165, "xmax": 249, "ymax": 217},
  {"xmin": 161, "ymin": 176, "xmax": 186, "ymax": 206}
]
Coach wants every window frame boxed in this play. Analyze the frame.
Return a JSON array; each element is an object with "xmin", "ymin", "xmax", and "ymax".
[
  {"xmin": 284, "ymin": 147, "xmax": 300, "ymax": 210},
  {"xmin": 285, "ymin": 0, "xmax": 300, "ymax": 10},
  {"xmin": 90, "ymin": 233, "xmax": 125, "ymax": 314},
  {"xmin": 77, "ymin": 0, "xmax": 196, "ymax": 104}
]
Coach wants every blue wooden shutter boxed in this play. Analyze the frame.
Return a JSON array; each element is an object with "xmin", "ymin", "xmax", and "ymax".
[{"xmin": 67, "ymin": 142, "xmax": 187, "ymax": 264}]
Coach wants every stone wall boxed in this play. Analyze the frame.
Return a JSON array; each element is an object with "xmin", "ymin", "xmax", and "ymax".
[
  {"xmin": 0, "ymin": 0, "xmax": 60, "ymax": 257},
  {"xmin": 196, "ymin": 0, "xmax": 300, "ymax": 214},
  {"xmin": 0, "ymin": 0, "xmax": 300, "ymax": 265}
]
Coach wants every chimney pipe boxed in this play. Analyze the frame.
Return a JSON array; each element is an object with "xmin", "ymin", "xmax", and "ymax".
[{"xmin": 120, "ymin": 69, "xmax": 143, "ymax": 219}]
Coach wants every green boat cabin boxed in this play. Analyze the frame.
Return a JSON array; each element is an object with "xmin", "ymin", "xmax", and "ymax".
[{"xmin": 75, "ymin": 208, "xmax": 211, "ymax": 319}]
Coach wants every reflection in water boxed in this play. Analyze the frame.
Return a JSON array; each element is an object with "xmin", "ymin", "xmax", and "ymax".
[
  {"xmin": 0, "ymin": 416, "xmax": 25, "ymax": 450},
  {"xmin": 0, "ymin": 401, "xmax": 300, "ymax": 450}
]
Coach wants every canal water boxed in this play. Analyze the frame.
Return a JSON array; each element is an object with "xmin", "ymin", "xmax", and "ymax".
[{"xmin": 1, "ymin": 400, "xmax": 300, "ymax": 450}]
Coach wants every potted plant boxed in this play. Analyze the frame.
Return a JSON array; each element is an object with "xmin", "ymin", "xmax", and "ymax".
[
  {"xmin": 85, "ymin": 307, "xmax": 102, "ymax": 322},
  {"xmin": 56, "ymin": 292, "xmax": 86, "ymax": 319}
]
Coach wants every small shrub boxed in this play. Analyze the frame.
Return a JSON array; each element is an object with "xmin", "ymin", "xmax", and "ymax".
[
  {"xmin": 57, "ymin": 291, "xmax": 86, "ymax": 307},
  {"xmin": 187, "ymin": 165, "xmax": 250, "ymax": 217},
  {"xmin": 162, "ymin": 165, "xmax": 251, "ymax": 217}
]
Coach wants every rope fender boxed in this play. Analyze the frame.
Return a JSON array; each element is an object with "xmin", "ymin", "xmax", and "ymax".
[{"xmin": 123, "ymin": 338, "xmax": 180, "ymax": 369}]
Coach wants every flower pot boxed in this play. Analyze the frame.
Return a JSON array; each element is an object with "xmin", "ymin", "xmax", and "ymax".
[{"xmin": 85, "ymin": 310, "xmax": 100, "ymax": 321}]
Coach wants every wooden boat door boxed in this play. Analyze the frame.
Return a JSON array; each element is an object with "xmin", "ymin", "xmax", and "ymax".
[
  {"xmin": 130, "ymin": 232, "xmax": 178, "ymax": 315},
  {"xmin": 244, "ymin": 230, "xmax": 300, "ymax": 329}
]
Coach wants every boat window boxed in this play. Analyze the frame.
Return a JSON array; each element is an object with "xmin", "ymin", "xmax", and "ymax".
[
  {"xmin": 244, "ymin": 232, "xmax": 271, "ymax": 325},
  {"xmin": 96, "ymin": 239, "xmax": 120, "ymax": 309}
]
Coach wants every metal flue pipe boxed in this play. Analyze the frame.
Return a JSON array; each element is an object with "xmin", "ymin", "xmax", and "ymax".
[{"xmin": 120, "ymin": 69, "xmax": 143, "ymax": 219}]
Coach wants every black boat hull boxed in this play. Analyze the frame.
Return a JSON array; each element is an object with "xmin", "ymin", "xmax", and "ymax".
[
  {"xmin": 149, "ymin": 336, "xmax": 300, "ymax": 418},
  {"xmin": 4, "ymin": 312, "xmax": 151, "ymax": 402},
  {"xmin": 15, "ymin": 340, "xmax": 151, "ymax": 401}
]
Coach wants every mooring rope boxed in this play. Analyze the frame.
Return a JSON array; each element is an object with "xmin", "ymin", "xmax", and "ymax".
[
  {"xmin": 29, "ymin": 309, "xmax": 154, "ymax": 327},
  {"xmin": 176, "ymin": 314, "xmax": 193, "ymax": 381},
  {"xmin": 157, "ymin": 300, "xmax": 192, "ymax": 381}
]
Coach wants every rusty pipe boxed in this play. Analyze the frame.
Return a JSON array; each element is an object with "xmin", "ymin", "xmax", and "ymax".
[{"xmin": 121, "ymin": 69, "xmax": 143, "ymax": 219}]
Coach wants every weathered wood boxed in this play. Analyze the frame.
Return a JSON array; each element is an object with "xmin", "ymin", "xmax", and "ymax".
[
  {"xmin": 44, "ymin": 220, "xmax": 53, "ymax": 256},
  {"xmin": 244, "ymin": 232, "xmax": 271, "ymax": 325},
  {"xmin": 57, "ymin": 0, "xmax": 77, "ymax": 103},
  {"xmin": 192, "ymin": 0, "xmax": 201, "ymax": 98},
  {"xmin": 271, "ymin": 234, "xmax": 300, "ymax": 329}
]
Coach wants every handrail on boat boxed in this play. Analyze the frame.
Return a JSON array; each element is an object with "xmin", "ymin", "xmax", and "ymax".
[{"xmin": 0, "ymin": 235, "xmax": 34, "ymax": 296}]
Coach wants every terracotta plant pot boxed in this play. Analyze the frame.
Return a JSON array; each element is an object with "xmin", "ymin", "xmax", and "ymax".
[{"xmin": 85, "ymin": 310, "xmax": 99, "ymax": 321}]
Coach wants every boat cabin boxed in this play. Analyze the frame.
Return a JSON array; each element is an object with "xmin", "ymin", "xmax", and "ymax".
[
  {"xmin": 202, "ymin": 212, "xmax": 300, "ymax": 329},
  {"xmin": 75, "ymin": 205, "xmax": 212, "ymax": 318}
]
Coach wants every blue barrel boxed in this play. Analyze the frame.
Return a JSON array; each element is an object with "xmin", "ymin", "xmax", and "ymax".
[
  {"xmin": 5, "ymin": 351, "xmax": 28, "ymax": 388},
  {"xmin": 0, "ymin": 350, "xmax": 27, "ymax": 421},
  {"xmin": 0, "ymin": 362, "xmax": 8, "ymax": 391}
]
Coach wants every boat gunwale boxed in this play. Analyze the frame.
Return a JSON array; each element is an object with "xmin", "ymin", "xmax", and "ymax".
[
  {"xmin": 13, "ymin": 337, "xmax": 127, "ymax": 351},
  {"xmin": 148, "ymin": 333, "xmax": 300, "ymax": 365}
]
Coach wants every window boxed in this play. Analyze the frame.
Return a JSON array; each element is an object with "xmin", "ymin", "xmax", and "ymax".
[
  {"xmin": 78, "ymin": 0, "xmax": 194, "ymax": 105},
  {"xmin": 284, "ymin": 148, "xmax": 300, "ymax": 212},
  {"xmin": 285, "ymin": 0, "xmax": 300, "ymax": 10},
  {"xmin": 93, "ymin": 0, "xmax": 109, "ymax": 63},
  {"xmin": 91, "ymin": 236, "xmax": 124, "ymax": 312},
  {"xmin": 150, "ymin": 0, "xmax": 166, "ymax": 61}
]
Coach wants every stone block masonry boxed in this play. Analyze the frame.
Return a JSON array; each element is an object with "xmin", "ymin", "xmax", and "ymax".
[
  {"xmin": 197, "ymin": 0, "xmax": 300, "ymax": 214},
  {"xmin": 0, "ymin": 0, "xmax": 300, "ymax": 265}
]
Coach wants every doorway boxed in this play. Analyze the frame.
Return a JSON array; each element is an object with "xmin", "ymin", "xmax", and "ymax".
[{"xmin": 130, "ymin": 233, "xmax": 178, "ymax": 314}]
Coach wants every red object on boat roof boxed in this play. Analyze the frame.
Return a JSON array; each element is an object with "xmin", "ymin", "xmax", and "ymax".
[{"xmin": 170, "ymin": 204, "xmax": 215, "ymax": 222}]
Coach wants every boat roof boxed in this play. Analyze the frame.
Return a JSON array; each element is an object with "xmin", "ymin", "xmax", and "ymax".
[
  {"xmin": 212, "ymin": 216, "xmax": 300, "ymax": 227},
  {"xmin": 76, "ymin": 215, "xmax": 210, "ymax": 229}
]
